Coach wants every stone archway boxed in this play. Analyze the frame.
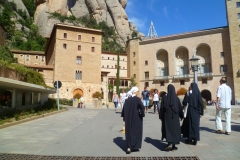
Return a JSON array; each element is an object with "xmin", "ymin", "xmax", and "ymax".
[
  {"xmin": 156, "ymin": 49, "xmax": 169, "ymax": 76},
  {"xmin": 73, "ymin": 88, "xmax": 83, "ymax": 98},
  {"xmin": 201, "ymin": 90, "xmax": 212, "ymax": 101}
]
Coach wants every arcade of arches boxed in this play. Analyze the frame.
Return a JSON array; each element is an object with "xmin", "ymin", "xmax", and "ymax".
[{"xmin": 156, "ymin": 49, "xmax": 169, "ymax": 77}]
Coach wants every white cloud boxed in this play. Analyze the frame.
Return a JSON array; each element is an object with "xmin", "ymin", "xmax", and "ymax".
[
  {"xmin": 128, "ymin": 17, "xmax": 147, "ymax": 31},
  {"xmin": 163, "ymin": 7, "xmax": 169, "ymax": 19}
]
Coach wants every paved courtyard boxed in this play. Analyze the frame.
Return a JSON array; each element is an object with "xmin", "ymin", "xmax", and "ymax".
[{"xmin": 0, "ymin": 107, "xmax": 240, "ymax": 160}]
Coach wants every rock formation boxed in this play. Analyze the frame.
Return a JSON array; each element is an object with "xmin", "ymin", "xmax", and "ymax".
[
  {"xmin": 34, "ymin": 0, "xmax": 145, "ymax": 43},
  {"xmin": 8, "ymin": 0, "xmax": 30, "ymax": 17}
]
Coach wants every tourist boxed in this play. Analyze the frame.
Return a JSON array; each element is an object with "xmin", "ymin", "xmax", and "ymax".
[
  {"xmin": 215, "ymin": 77, "xmax": 232, "ymax": 135},
  {"xmin": 152, "ymin": 89, "xmax": 160, "ymax": 114},
  {"xmin": 80, "ymin": 96, "xmax": 85, "ymax": 108},
  {"xmin": 141, "ymin": 86, "xmax": 150, "ymax": 113},
  {"xmin": 120, "ymin": 89, "xmax": 127, "ymax": 109},
  {"xmin": 159, "ymin": 84, "xmax": 183, "ymax": 151},
  {"xmin": 112, "ymin": 92, "xmax": 119, "ymax": 111},
  {"xmin": 181, "ymin": 83, "xmax": 203, "ymax": 145},
  {"xmin": 121, "ymin": 86, "xmax": 145, "ymax": 154}
]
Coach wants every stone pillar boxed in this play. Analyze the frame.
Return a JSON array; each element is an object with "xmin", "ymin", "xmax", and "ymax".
[{"xmin": 11, "ymin": 88, "xmax": 16, "ymax": 108}]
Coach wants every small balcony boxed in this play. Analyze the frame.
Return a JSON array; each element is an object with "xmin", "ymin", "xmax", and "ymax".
[
  {"xmin": 153, "ymin": 76, "xmax": 171, "ymax": 83},
  {"xmin": 173, "ymin": 74, "xmax": 190, "ymax": 82},
  {"xmin": 197, "ymin": 72, "xmax": 213, "ymax": 80}
]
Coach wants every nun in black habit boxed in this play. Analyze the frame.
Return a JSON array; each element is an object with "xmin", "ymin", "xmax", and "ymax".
[
  {"xmin": 181, "ymin": 82, "xmax": 203, "ymax": 145},
  {"xmin": 121, "ymin": 87, "xmax": 145, "ymax": 154},
  {"xmin": 159, "ymin": 84, "xmax": 184, "ymax": 151}
]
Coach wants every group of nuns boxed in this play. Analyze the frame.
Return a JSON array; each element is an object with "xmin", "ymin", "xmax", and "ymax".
[{"xmin": 121, "ymin": 83, "xmax": 204, "ymax": 154}]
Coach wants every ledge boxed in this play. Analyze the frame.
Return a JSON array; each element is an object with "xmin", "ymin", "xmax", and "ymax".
[{"xmin": 0, "ymin": 108, "xmax": 68, "ymax": 129}]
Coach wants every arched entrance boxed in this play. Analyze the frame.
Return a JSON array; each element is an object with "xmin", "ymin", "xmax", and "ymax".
[
  {"xmin": 156, "ymin": 49, "xmax": 169, "ymax": 76},
  {"xmin": 73, "ymin": 89, "xmax": 83, "ymax": 98},
  {"xmin": 201, "ymin": 90, "xmax": 212, "ymax": 101}
]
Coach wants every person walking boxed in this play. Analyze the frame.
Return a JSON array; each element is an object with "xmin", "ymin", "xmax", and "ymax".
[
  {"xmin": 181, "ymin": 83, "xmax": 204, "ymax": 145},
  {"xmin": 215, "ymin": 77, "xmax": 232, "ymax": 135},
  {"xmin": 152, "ymin": 89, "xmax": 160, "ymax": 114},
  {"xmin": 80, "ymin": 96, "xmax": 85, "ymax": 108},
  {"xmin": 77, "ymin": 98, "xmax": 81, "ymax": 108},
  {"xmin": 159, "ymin": 84, "xmax": 183, "ymax": 151},
  {"xmin": 120, "ymin": 89, "xmax": 127, "ymax": 109},
  {"xmin": 141, "ymin": 86, "xmax": 150, "ymax": 113},
  {"xmin": 121, "ymin": 87, "xmax": 145, "ymax": 154},
  {"xmin": 112, "ymin": 92, "xmax": 119, "ymax": 112}
]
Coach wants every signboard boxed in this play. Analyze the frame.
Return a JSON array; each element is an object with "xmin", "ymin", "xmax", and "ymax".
[{"xmin": 54, "ymin": 81, "xmax": 62, "ymax": 89}]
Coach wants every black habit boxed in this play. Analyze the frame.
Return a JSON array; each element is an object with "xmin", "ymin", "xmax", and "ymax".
[
  {"xmin": 181, "ymin": 83, "xmax": 204, "ymax": 141},
  {"xmin": 159, "ymin": 84, "xmax": 184, "ymax": 144},
  {"xmin": 121, "ymin": 96, "xmax": 145, "ymax": 149}
]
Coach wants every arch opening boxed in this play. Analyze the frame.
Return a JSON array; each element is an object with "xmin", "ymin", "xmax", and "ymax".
[{"xmin": 156, "ymin": 49, "xmax": 169, "ymax": 77}]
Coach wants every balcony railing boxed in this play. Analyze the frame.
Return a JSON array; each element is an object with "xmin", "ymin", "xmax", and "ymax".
[
  {"xmin": 154, "ymin": 76, "xmax": 170, "ymax": 80},
  {"xmin": 145, "ymin": 77, "xmax": 149, "ymax": 80},
  {"xmin": 173, "ymin": 74, "xmax": 190, "ymax": 79},
  {"xmin": 197, "ymin": 72, "xmax": 213, "ymax": 77}
]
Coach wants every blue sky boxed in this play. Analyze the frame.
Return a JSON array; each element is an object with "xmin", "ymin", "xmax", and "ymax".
[{"xmin": 125, "ymin": 0, "xmax": 228, "ymax": 37}]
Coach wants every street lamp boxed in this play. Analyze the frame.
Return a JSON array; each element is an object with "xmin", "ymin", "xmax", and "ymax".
[{"xmin": 190, "ymin": 55, "xmax": 200, "ymax": 84}]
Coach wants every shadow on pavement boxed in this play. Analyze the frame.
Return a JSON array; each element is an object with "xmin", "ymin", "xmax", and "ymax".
[
  {"xmin": 232, "ymin": 125, "xmax": 240, "ymax": 132},
  {"xmin": 144, "ymin": 137, "xmax": 166, "ymax": 151},
  {"xmin": 113, "ymin": 137, "xmax": 126, "ymax": 152},
  {"xmin": 199, "ymin": 127, "xmax": 216, "ymax": 133}
]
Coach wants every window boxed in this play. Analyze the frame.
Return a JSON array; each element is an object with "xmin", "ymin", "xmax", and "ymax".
[
  {"xmin": 36, "ymin": 56, "xmax": 38, "ymax": 59},
  {"xmin": 76, "ymin": 56, "xmax": 82, "ymax": 64},
  {"xmin": 102, "ymin": 56, "xmax": 104, "ymax": 59},
  {"xmin": 113, "ymin": 58, "xmax": 114, "ymax": 60},
  {"xmin": 76, "ymin": 70, "xmax": 82, "ymax": 80},
  {"xmin": 78, "ymin": 45, "xmax": 81, "ymax": 51},
  {"xmin": 20, "ymin": 55, "xmax": 23, "ymax": 59},
  {"xmin": 107, "ymin": 65, "xmax": 109, "ymax": 68},
  {"xmin": 115, "ymin": 65, "xmax": 117, "ymax": 68},
  {"xmin": 41, "ymin": 56, "xmax": 45, "ymax": 62},
  {"xmin": 133, "ymin": 61, "xmax": 136, "ymax": 65},
  {"xmin": 123, "ymin": 59, "xmax": 124, "ymax": 61},
  {"xmin": 220, "ymin": 52, "xmax": 224, "ymax": 57},
  {"xmin": 78, "ymin": 35, "xmax": 81, "ymax": 40},
  {"xmin": 145, "ymin": 82, "xmax": 149, "ymax": 87},
  {"xmin": 91, "ymin": 47, "xmax": 95, "ymax": 52},
  {"xmin": 64, "ymin": 33, "xmax": 67, "ymax": 39},
  {"xmin": 238, "ymin": 13, "xmax": 240, "ymax": 19},
  {"xmin": 26, "ymin": 55, "xmax": 30, "ymax": 61},
  {"xmin": 239, "ymin": 25, "xmax": 240, "ymax": 30},
  {"xmin": 92, "ymin": 37, "xmax": 95, "ymax": 42},
  {"xmin": 38, "ymin": 70, "xmax": 43, "ymax": 72},
  {"xmin": 133, "ymin": 74, "xmax": 136, "ymax": 78},
  {"xmin": 108, "ymin": 57, "xmax": 109, "ymax": 60},
  {"xmin": 145, "ymin": 72, "xmax": 149, "ymax": 79},
  {"xmin": 133, "ymin": 52, "xmax": 136, "ymax": 57},
  {"xmin": 160, "ymin": 82, "xmax": 165, "ymax": 86},
  {"xmin": 123, "ymin": 67, "xmax": 125, "ymax": 69},
  {"xmin": 63, "ymin": 43, "xmax": 67, "ymax": 49},
  {"xmin": 102, "ymin": 65, "xmax": 104, "ymax": 68},
  {"xmin": 237, "ymin": 2, "xmax": 240, "ymax": 7},
  {"xmin": 202, "ymin": 79, "xmax": 207, "ymax": 84},
  {"xmin": 145, "ymin": 61, "xmax": 148, "ymax": 65},
  {"xmin": 180, "ymin": 80, "xmax": 185, "ymax": 85},
  {"xmin": 112, "ymin": 66, "xmax": 113, "ymax": 68},
  {"xmin": 220, "ymin": 65, "xmax": 227, "ymax": 72}
]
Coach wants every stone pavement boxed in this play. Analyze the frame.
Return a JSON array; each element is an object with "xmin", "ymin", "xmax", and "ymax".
[{"xmin": 0, "ymin": 107, "xmax": 239, "ymax": 160}]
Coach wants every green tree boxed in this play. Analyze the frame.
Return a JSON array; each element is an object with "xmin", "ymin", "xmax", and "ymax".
[
  {"xmin": 129, "ymin": 77, "xmax": 137, "ymax": 88},
  {"xmin": 22, "ymin": 0, "xmax": 35, "ymax": 17},
  {"xmin": 0, "ymin": 46, "xmax": 17, "ymax": 63}
]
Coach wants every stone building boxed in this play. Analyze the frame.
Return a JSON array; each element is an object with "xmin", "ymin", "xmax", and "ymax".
[
  {"xmin": 101, "ymin": 51, "xmax": 129, "ymax": 101},
  {"xmin": 0, "ymin": 23, "xmax": 7, "ymax": 46},
  {"xmin": 127, "ymin": 26, "xmax": 235, "ymax": 103},
  {"xmin": 226, "ymin": 0, "xmax": 240, "ymax": 103},
  {"xmin": 44, "ymin": 24, "xmax": 103, "ymax": 106}
]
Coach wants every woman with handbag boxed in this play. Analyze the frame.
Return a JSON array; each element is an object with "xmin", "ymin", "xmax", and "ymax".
[{"xmin": 181, "ymin": 83, "xmax": 204, "ymax": 145}]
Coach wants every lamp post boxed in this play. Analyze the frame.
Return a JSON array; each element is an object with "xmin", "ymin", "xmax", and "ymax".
[{"xmin": 190, "ymin": 55, "xmax": 200, "ymax": 84}]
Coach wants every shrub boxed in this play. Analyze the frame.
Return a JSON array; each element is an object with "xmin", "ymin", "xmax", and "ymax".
[
  {"xmin": 14, "ymin": 113, "xmax": 20, "ymax": 121},
  {"xmin": 42, "ymin": 98, "xmax": 57, "ymax": 110},
  {"xmin": 92, "ymin": 91, "xmax": 103, "ymax": 99},
  {"xmin": 59, "ymin": 98, "xmax": 73, "ymax": 106},
  {"xmin": 73, "ymin": 93, "xmax": 81, "ymax": 99},
  {"xmin": 177, "ymin": 88, "xmax": 188, "ymax": 96}
]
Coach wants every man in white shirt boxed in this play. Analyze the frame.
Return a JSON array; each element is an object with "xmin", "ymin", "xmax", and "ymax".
[{"xmin": 215, "ymin": 77, "xmax": 232, "ymax": 135}]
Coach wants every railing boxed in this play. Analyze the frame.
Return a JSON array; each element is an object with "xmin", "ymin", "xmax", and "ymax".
[
  {"xmin": 197, "ymin": 72, "xmax": 213, "ymax": 77},
  {"xmin": 154, "ymin": 76, "xmax": 170, "ymax": 80},
  {"xmin": 145, "ymin": 77, "xmax": 149, "ymax": 80},
  {"xmin": 173, "ymin": 74, "xmax": 190, "ymax": 79}
]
